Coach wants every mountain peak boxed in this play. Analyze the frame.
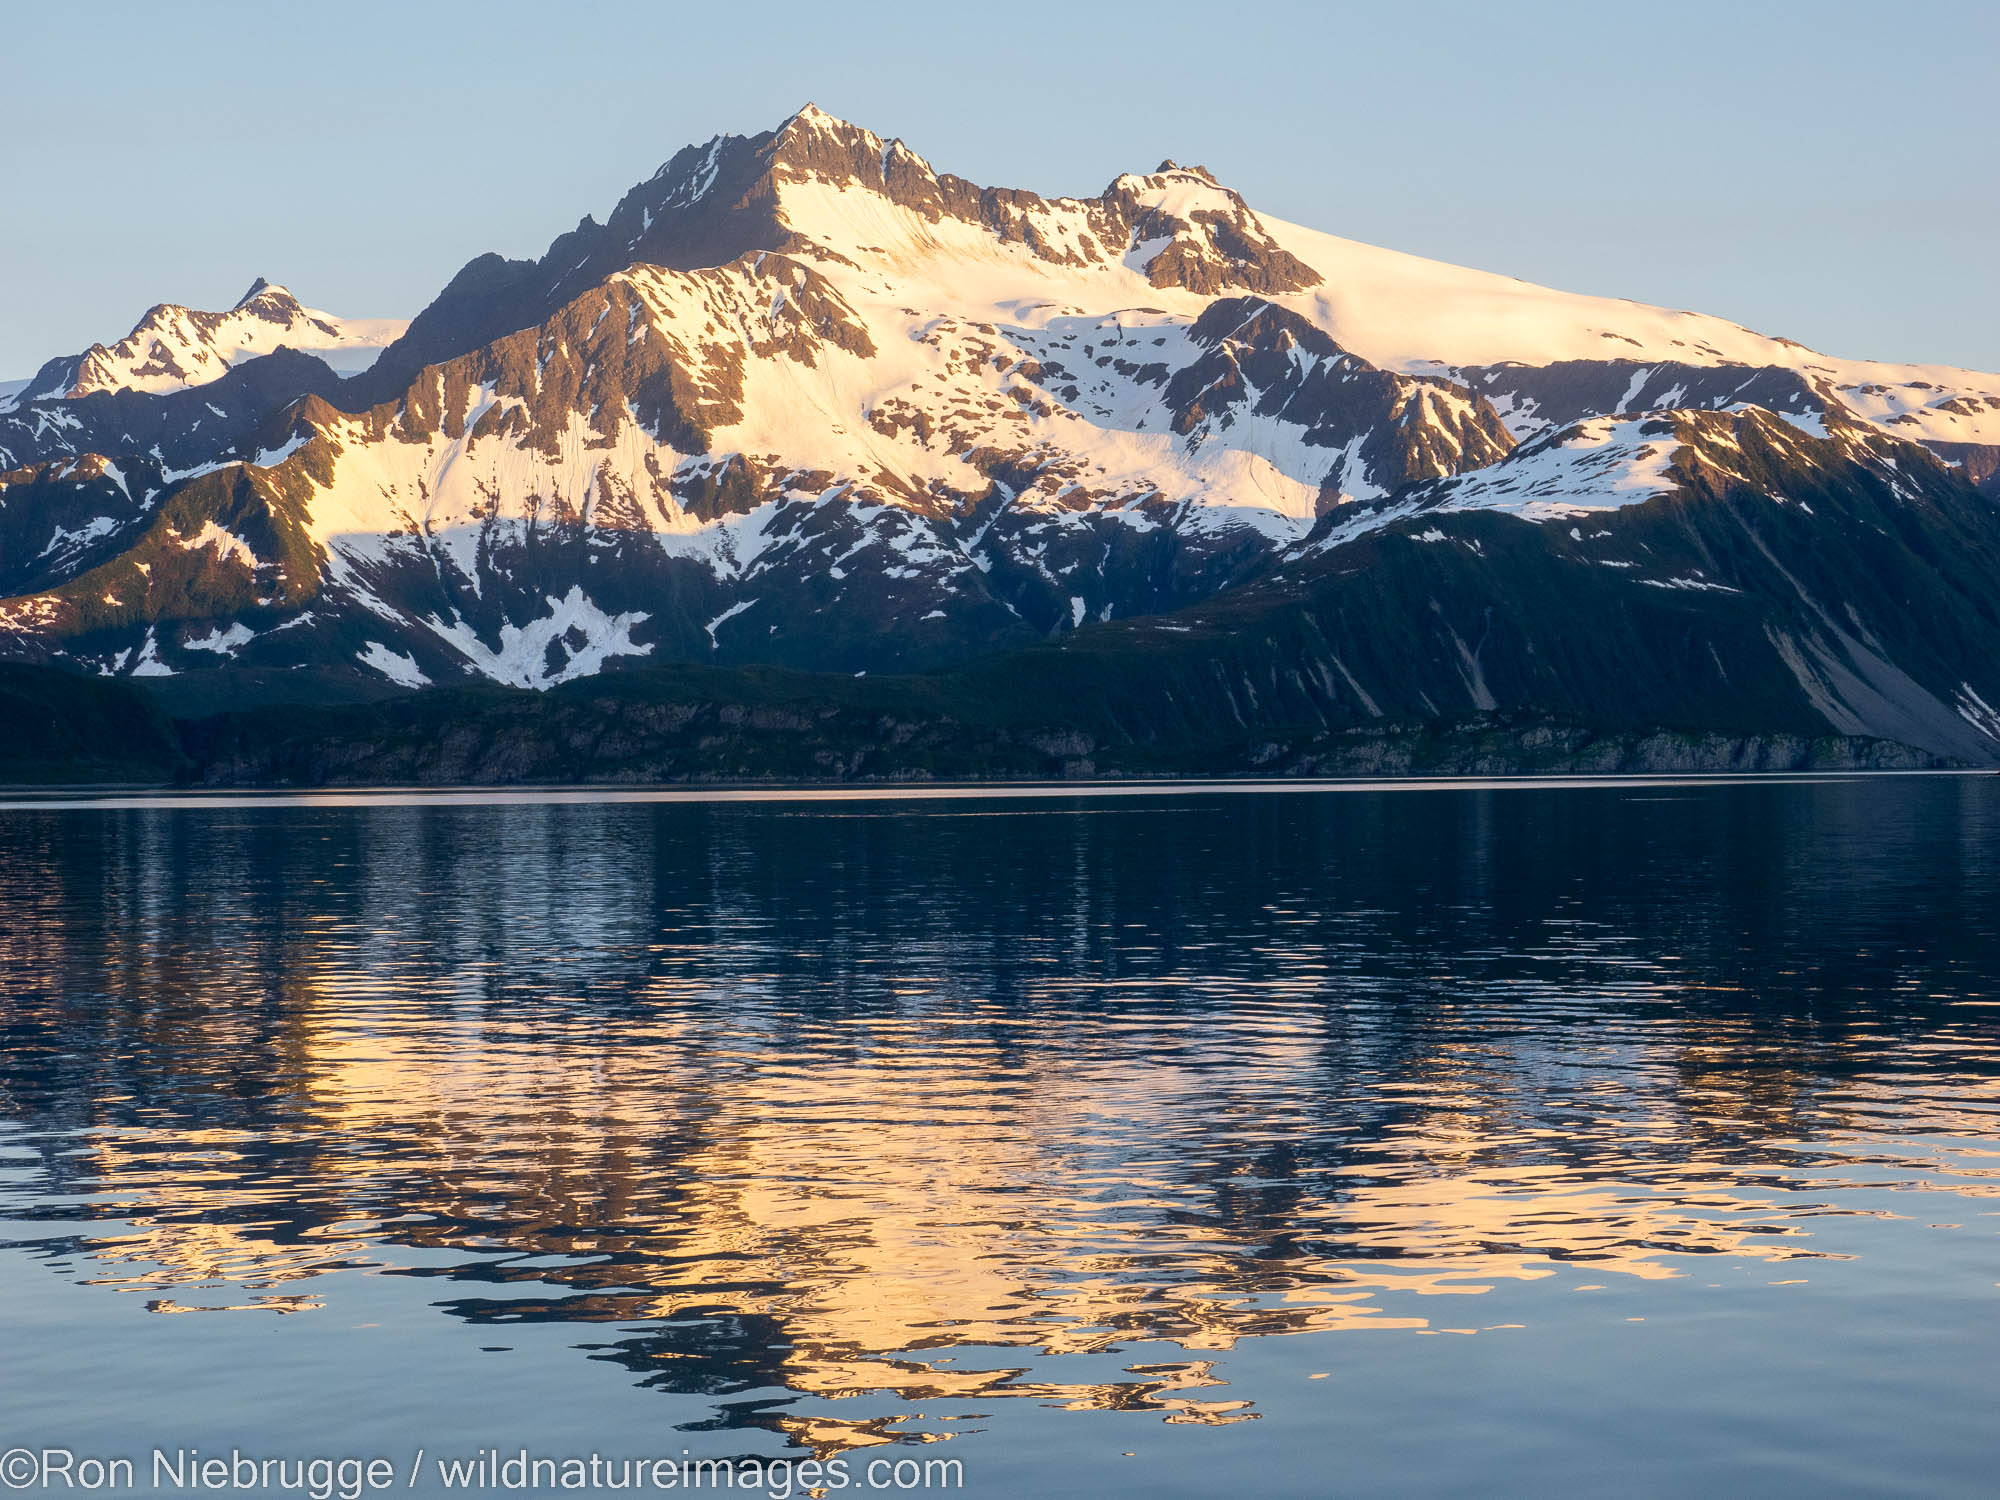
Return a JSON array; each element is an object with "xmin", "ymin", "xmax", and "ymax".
[
  {"xmin": 768, "ymin": 101, "xmax": 871, "ymax": 156},
  {"xmin": 782, "ymin": 101, "xmax": 844, "ymax": 133},
  {"xmin": 766, "ymin": 101, "xmax": 879, "ymax": 170},
  {"xmin": 233, "ymin": 280, "xmax": 307, "ymax": 320},
  {"xmin": 15, "ymin": 279, "xmax": 404, "ymax": 402}
]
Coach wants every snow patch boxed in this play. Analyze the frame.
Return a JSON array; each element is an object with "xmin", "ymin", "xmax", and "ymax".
[
  {"xmin": 176, "ymin": 520, "xmax": 259, "ymax": 567},
  {"xmin": 704, "ymin": 597, "xmax": 758, "ymax": 647},
  {"xmin": 184, "ymin": 622, "xmax": 256, "ymax": 656},
  {"xmin": 357, "ymin": 641, "xmax": 429, "ymax": 688},
  {"xmin": 130, "ymin": 629, "xmax": 173, "ymax": 677},
  {"xmin": 1956, "ymin": 684, "xmax": 2000, "ymax": 742},
  {"xmin": 424, "ymin": 586, "xmax": 651, "ymax": 690},
  {"xmin": 36, "ymin": 514, "xmax": 121, "ymax": 560}
]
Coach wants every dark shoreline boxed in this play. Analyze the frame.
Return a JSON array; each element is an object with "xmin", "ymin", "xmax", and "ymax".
[
  {"xmin": 3, "ymin": 769, "xmax": 1989, "ymax": 811},
  {"xmin": 1, "ymin": 658, "xmax": 1981, "ymax": 792}
]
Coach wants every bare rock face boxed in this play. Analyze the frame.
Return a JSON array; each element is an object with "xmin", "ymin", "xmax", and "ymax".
[
  {"xmin": 1103, "ymin": 163, "xmax": 1322, "ymax": 297},
  {"xmin": 1157, "ymin": 298, "xmax": 1514, "ymax": 491}
]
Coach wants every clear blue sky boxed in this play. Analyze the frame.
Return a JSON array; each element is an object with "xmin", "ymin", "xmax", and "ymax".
[{"xmin": 5, "ymin": 0, "xmax": 1995, "ymax": 377}]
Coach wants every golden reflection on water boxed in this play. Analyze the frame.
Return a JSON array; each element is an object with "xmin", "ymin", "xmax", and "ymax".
[
  {"xmin": 2, "ymin": 788, "xmax": 1999, "ymax": 1451},
  {"xmin": 39, "ymin": 984, "xmax": 2000, "ymax": 1446}
]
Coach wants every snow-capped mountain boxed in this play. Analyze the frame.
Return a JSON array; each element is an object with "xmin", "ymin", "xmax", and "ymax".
[
  {"xmin": 2, "ymin": 104, "xmax": 1998, "ymax": 763},
  {"xmin": 3, "ymin": 279, "xmax": 405, "ymax": 407}
]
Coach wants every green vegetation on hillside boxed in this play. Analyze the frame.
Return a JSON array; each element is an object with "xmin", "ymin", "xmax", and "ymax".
[{"xmin": 0, "ymin": 665, "xmax": 186, "ymax": 784}]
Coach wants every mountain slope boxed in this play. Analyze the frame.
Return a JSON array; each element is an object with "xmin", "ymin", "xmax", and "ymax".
[
  {"xmin": 1, "ymin": 104, "xmax": 1997, "ymax": 772},
  {"xmin": 0, "ymin": 231, "xmax": 1516, "ymax": 685},
  {"xmin": 165, "ymin": 408, "xmax": 2000, "ymax": 779},
  {"xmin": 1254, "ymin": 217, "xmax": 2000, "ymax": 456},
  {"xmin": 0, "ymin": 346, "xmax": 347, "ymax": 478}
]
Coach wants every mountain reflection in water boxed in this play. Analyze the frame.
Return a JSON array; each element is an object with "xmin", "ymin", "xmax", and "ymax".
[{"xmin": 1, "ymin": 780, "xmax": 1996, "ymax": 1480}]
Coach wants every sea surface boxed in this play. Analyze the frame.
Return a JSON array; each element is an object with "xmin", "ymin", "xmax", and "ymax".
[{"xmin": 0, "ymin": 776, "xmax": 1996, "ymax": 1498}]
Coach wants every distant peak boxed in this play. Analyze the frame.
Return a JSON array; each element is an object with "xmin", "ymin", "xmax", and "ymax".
[
  {"xmin": 782, "ymin": 101, "xmax": 845, "ymax": 133},
  {"xmin": 233, "ymin": 279, "xmax": 307, "ymax": 319}
]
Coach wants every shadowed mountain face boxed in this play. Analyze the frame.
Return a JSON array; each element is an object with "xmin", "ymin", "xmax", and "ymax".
[{"xmin": 2, "ymin": 105, "xmax": 1999, "ymax": 766}]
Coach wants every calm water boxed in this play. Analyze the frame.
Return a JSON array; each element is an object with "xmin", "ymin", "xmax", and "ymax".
[{"xmin": 0, "ymin": 778, "xmax": 1996, "ymax": 1498}]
